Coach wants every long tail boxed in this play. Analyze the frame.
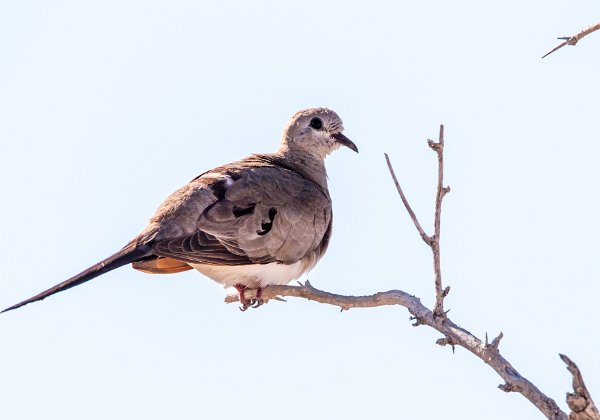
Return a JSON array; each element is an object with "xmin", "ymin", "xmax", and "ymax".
[{"xmin": 1, "ymin": 242, "xmax": 154, "ymax": 313}]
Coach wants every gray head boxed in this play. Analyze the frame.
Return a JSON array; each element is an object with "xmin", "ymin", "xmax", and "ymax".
[{"xmin": 279, "ymin": 108, "xmax": 358, "ymax": 159}]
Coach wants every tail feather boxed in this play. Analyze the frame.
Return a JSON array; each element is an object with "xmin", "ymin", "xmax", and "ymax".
[{"xmin": 1, "ymin": 243, "xmax": 154, "ymax": 313}]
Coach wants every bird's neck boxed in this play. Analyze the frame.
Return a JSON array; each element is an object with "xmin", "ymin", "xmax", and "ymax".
[{"xmin": 276, "ymin": 146, "xmax": 329, "ymax": 193}]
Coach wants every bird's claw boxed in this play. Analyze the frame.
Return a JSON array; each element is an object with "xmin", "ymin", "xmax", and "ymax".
[
  {"xmin": 239, "ymin": 298, "xmax": 264, "ymax": 311},
  {"xmin": 235, "ymin": 284, "xmax": 264, "ymax": 311}
]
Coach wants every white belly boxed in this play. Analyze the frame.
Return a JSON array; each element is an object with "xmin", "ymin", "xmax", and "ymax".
[{"xmin": 190, "ymin": 259, "xmax": 314, "ymax": 289}]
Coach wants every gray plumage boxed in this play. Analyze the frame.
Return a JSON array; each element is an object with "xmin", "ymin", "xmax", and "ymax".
[{"xmin": 2, "ymin": 107, "xmax": 357, "ymax": 313}]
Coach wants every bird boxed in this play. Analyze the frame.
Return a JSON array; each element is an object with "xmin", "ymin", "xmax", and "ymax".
[{"xmin": 2, "ymin": 107, "xmax": 358, "ymax": 313}]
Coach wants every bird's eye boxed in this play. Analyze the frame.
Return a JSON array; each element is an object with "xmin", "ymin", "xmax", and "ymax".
[{"xmin": 309, "ymin": 117, "xmax": 323, "ymax": 130}]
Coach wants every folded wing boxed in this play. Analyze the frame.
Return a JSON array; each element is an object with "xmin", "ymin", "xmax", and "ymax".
[{"xmin": 146, "ymin": 163, "xmax": 332, "ymax": 268}]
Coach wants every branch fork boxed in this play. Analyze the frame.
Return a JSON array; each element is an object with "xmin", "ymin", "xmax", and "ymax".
[{"xmin": 385, "ymin": 125, "xmax": 450, "ymax": 319}]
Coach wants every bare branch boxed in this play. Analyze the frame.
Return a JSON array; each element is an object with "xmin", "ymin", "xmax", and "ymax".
[
  {"xmin": 428, "ymin": 125, "xmax": 451, "ymax": 318},
  {"xmin": 386, "ymin": 125, "xmax": 450, "ymax": 318},
  {"xmin": 224, "ymin": 282, "xmax": 567, "ymax": 419},
  {"xmin": 560, "ymin": 354, "xmax": 600, "ymax": 420},
  {"xmin": 384, "ymin": 153, "xmax": 432, "ymax": 245},
  {"xmin": 543, "ymin": 21, "xmax": 600, "ymax": 58}
]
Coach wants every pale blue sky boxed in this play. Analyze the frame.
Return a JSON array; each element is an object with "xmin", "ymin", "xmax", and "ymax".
[{"xmin": 1, "ymin": 1, "xmax": 599, "ymax": 419}]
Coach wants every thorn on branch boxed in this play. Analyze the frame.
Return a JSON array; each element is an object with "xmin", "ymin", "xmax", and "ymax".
[
  {"xmin": 486, "ymin": 332, "xmax": 504, "ymax": 352},
  {"xmin": 557, "ymin": 36, "xmax": 578, "ymax": 44},
  {"xmin": 542, "ymin": 21, "xmax": 600, "ymax": 58},
  {"xmin": 442, "ymin": 286, "xmax": 450, "ymax": 298},
  {"xmin": 436, "ymin": 336, "xmax": 456, "ymax": 353},
  {"xmin": 499, "ymin": 382, "xmax": 518, "ymax": 393},
  {"xmin": 410, "ymin": 315, "xmax": 425, "ymax": 327},
  {"xmin": 428, "ymin": 139, "xmax": 441, "ymax": 152}
]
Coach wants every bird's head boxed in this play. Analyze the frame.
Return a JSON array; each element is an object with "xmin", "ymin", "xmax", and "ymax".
[{"xmin": 280, "ymin": 108, "xmax": 358, "ymax": 159}]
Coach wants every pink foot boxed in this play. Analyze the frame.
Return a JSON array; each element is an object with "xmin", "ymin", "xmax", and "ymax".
[{"xmin": 234, "ymin": 284, "xmax": 264, "ymax": 311}]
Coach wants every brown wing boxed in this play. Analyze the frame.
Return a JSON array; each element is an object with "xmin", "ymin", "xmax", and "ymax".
[{"xmin": 147, "ymin": 163, "xmax": 332, "ymax": 266}]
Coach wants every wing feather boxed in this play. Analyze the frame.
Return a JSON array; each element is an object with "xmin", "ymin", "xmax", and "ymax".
[{"xmin": 148, "ymin": 162, "xmax": 332, "ymax": 267}]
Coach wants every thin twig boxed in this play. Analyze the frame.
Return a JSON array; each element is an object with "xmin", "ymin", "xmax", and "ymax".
[
  {"xmin": 385, "ymin": 126, "xmax": 450, "ymax": 318},
  {"xmin": 224, "ymin": 282, "xmax": 567, "ymax": 419},
  {"xmin": 384, "ymin": 153, "xmax": 432, "ymax": 245},
  {"xmin": 543, "ymin": 21, "xmax": 600, "ymax": 58},
  {"xmin": 428, "ymin": 125, "xmax": 450, "ymax": 318},
  {"xmin": 560, "ymin": 354, "xmax": 600, "ymax": 420}
]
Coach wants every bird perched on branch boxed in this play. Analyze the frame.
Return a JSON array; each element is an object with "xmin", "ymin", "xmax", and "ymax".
[{"xmin": 2, "ymin": 107, "xmax": 358, "ymax": 312}]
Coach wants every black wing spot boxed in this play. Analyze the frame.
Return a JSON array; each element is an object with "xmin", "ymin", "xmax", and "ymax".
[
  {"xmin": 257, "ymin": 208, "xmax": 277, "ymax": 236},
  {"xmin": 233, "ymin": 203, "xmax": 256, "ymax": 217},
  {"xmin": 210, "ymin": 179, "xmax": 229, "ymax": 200},
  {"xmin": 227, "ymin": 171, "xmax": 242, "ymax": 181}
]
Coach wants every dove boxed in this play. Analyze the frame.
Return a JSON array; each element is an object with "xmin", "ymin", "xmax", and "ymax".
[{"xmin": 2, "ymin": 107, "xmax": 357, "ymax": 312}]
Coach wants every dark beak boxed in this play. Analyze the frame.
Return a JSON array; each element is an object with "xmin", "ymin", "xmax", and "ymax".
[{"xmin": 332, "ymin": 132, "xmax": 359, "ymax": 153}]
